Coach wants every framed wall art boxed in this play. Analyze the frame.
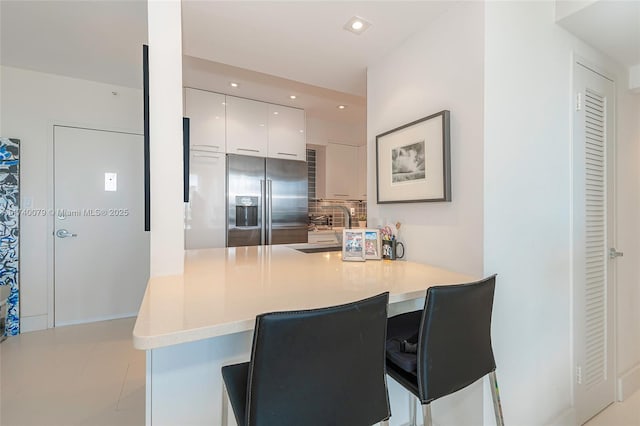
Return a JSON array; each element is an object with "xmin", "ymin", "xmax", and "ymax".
[
  {"xmin": 364, "ymin": 229, "xmax": 382, "ymax": 260},
  {"xmin": 342, "ymin": 229, "xmax": 366, "ymax": 262},
  {"xmin": 376, "ymin": 110, "xmax": 451, "ymax": 203}
]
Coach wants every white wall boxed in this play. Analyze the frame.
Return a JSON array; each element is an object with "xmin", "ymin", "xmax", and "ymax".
[
  {"xmin": 367, "ymin": 2, "xmax": 484, "ymax": 277},
  {"xmin": 615, "ymin": 73, "xmax": 640, "ymax": 394},
  {"xmin": 630, "ymin": 64, "xmax": 640, "ymax": 92},
  {"xmin": 555, "ymin": 0, "xmax": 596, "ymax": 21},
  {"xmin": 367, "ymin": 3, "xmax": 485, "ymax": 424},
  {"xmin": 0, "ymin": 66, "xmax": 143, "ymax": 331},
  {"xmin": 0, "ymin": 65, "xmax": 3, "ymax": 136},
  {"xmin": 485, "ymin": 1, "xmax": 640, "ymax": 424},
  {"xmin": 368, "ymin": 1, "xmax": 639, "ymax": 424},
  {"xmin": 306, "ymin": 116, "xmax": 365, "ymax": 147}
]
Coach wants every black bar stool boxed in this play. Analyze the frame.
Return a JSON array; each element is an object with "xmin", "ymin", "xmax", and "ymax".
[
  {"xmin": 221, "ymin": 292, "xmax": 391, "ymax": 426},
  {"xmin": 385, "ymin": 275, "xmax": 505, "ymax": 426}
]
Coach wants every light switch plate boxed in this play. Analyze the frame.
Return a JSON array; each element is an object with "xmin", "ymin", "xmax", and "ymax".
[{"xmin": 105, "ymin": 172, "xmax": 117, "ymax": 192}]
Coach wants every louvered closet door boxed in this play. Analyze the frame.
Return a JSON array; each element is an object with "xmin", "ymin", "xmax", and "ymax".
[{"xmin": 573, "ymin": 62, "xmax": 616, "ymax": 425}]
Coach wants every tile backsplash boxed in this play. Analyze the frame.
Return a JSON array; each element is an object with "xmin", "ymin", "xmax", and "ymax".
[{"xmin": 308, "ymin": 199, "xmax": 367, "ymax": 227}]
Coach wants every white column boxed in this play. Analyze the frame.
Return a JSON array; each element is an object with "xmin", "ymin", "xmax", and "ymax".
[{"xmin": 147, "ymin": 0, "xmax": 184, "ymax": 277}]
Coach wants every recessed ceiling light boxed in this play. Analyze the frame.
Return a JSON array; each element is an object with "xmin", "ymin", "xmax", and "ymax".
[
  {"xmin": 230, "ymin": 82, "xmax": 239, "ymax": 88},
  {"xmin": 337, "ymin": 105, "xmax": 346, "ymax": 110},
  {"xmin": 273, "ymin": 111, "xmax": 279, "ymax": 115},
  {"xmin": 344, "ymin": 16, "xmax": 371, "ymax": 35},
  {"xmin": 290, "ymin": 95, "xmax": 297, "ymax": 100}
]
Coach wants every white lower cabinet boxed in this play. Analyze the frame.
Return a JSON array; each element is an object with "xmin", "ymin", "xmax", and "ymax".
[
  {"xmin": 185, "ymin": 151, "xmax": 226, "ymax": 249},
  {"xmin": 308, "ymin": 231, "xmax": 339, "ymax": 245}
]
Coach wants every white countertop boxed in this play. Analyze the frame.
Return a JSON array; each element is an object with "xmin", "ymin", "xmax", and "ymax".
[{"xmin": 132, "ymin": 245, "xmax": 473, "ymax": 350}]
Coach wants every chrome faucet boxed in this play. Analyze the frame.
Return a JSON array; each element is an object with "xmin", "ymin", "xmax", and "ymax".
[{"xmin": 321, "ymin": 205, "xmax": 351, "ymax": 229}]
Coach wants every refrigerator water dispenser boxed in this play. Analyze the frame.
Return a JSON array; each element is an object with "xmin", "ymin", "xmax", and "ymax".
[{"xmin": 235, "ymin": 196, "xmax": 258, "ymax": 227}]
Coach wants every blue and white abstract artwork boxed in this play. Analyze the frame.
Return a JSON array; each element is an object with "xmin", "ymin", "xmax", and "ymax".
[{"xmin": 0, "ymin": 137, "xmax": 19, "ymax": 336}]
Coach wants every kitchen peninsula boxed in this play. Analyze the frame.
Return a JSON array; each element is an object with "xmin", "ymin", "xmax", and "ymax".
[{"xmin": 133, "ymin": 245, "xmax": 473, "ymax": 426}]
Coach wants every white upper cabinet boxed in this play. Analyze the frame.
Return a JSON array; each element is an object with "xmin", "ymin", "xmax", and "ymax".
[
  {"xmin": 325, "ymin": 142, "xmax": 358, "ymax": 200},
  {"xmin": 356, "ymin": 145, "xmax": 367, "ymax": 200},
  {"xmin": 188, "ymin": 92, "xmax": 306, "ymax": 160},
  {"xmin": 267, "ymin": 104, "xmax": 306, "ymax": 160},
  {"xmin": 226, "ymin": 95, "xmax": 269, "ymax": 156},
  {"xmin": 184, "ymin": 88, "xmax": 226, "ymax": 153}
]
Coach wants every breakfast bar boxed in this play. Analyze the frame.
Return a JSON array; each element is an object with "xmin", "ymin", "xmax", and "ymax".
[{"xmin": 133, "ymin": 245, "xmax": 473, "ymax": 426}]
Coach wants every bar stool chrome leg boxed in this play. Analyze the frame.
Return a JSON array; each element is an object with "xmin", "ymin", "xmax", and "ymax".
[
  {"xmin": 489, "ymin": 371, "xmax": 505, "ymax": 426},
  {"xmin": 221, "ymin": 382, "xmax": 229, "ymax": 426},
  {"xmin": 409, "ymin": 394, "xmax": 417, "ymax": 426},
  {"xmin": 422, "ymin": 403, "xmax": 432, "ymax": 426}
]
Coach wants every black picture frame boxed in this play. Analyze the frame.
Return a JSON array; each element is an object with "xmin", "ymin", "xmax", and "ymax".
[{"xmin": 376, "ymin": 110, "xmax": 451, "ymax": 203}]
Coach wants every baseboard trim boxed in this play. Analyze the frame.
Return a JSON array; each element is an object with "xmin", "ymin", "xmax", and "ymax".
[
  {"xmin": 618, "ymin": 364, "xmax": 640, "ymax": 401},
  {"xmin": 54, "ymin": 312, "xmax": 137, "ymax": 328},
  {"xmin": 546, "ymin": 407, "xmax": 576, "ymax": 426},
  {"xmin": 20, "ymin": 314, "xmax": 49, "ymax": 333}
]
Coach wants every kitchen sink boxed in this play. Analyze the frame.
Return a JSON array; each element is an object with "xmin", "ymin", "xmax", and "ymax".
[{"xmin": 294, "ymin": 246, "xmax": 342, "ymax": 254}]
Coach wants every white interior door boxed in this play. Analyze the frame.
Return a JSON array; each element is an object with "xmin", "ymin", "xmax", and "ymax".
[
  {"xmin": 54, "ymin": 126, "xmax": 149, "ymax": 326},
  {"xmin": 573, "ymin": 62, "xmax": 616, "ymax": 424}
]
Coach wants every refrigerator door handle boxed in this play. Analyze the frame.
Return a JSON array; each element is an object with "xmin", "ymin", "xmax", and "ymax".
[
  {"xmin": 260, "ymin": 179, "xmax": 266, "ymax": 245},
  {"xmin": 267, "ymin": 179, "xmax": 273, "ymax": 245}
]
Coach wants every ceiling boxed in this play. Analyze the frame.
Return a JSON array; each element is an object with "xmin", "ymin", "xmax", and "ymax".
[
  {"xmin": 181, "ymin": 1, "xmax": 455, "ymax": 97},
  {"xmin": 556, "ymin": 0, "xmax": 640, "ymax": 70},
  {"xmin": 0, "ymin": 0, "xmax": 454, "ymax": 125},
  {"xmin": 183, "ymin": 56, "xmax": 366, "ymax": 125},
  {"xmin": 3, "ymin": 0, "xmax": 636, "ymax": 125},
  {"xmin": 0, "ymin": 0, "xmax": 148, "ymax": 89}
]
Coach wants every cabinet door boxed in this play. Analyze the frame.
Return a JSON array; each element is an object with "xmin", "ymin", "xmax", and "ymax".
[
  {"xmin": 185, "ymin": 151, "xmax": 226, "ymax": 249},
  {"xmin": 326, "ymin": 143, "xmax": 357, "ymax": 199},
  {"xmin": 268, "ymin": 104, "xmax": 306, "ymax": 160},
  {"xmin": 226, "ymin": 96, "xmax": 268, "ymax": 156},
  {"xmin": 184, "ymin": 88, "xmax": 226, "ymax": 153},
  {"xmin": 356, "ymin": 145, "xmax": 367, "ymax": 200}
]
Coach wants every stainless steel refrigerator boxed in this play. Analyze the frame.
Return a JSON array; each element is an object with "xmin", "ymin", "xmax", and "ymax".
[{"xmin": 227, "ymin": 154, "xmax": 307, "ymax": 247}]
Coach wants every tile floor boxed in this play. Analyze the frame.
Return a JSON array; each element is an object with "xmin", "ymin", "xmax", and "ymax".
[
  {"xmin": 585, "ymin": 389, "xmax": 640, "ymax": 426},
  {"xmin": 1, "ymin": 318, "xmax": 144, "ymax": 426},
  {"xmin": 0, "ymin": 317, "xmax": 638, "ymax": 426}
]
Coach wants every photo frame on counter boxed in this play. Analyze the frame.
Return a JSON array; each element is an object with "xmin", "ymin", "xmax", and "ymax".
[
  {"xmin": 342, "ymin": 229, "xmax": 366, "ymax": 262},
  {"xmin": 364, "ymin": 229, "xmax": 382, "ymax": 260},
  {"xmin": 376, "ymin": 110, "xmax": 451, "ymax": 203}
]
